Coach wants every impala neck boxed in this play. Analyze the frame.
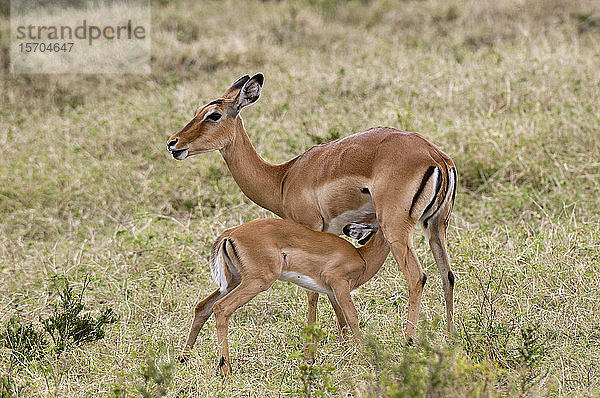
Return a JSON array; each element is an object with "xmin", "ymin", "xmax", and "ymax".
[
  {"xmin": 356, "ymin": 231, "xmax": 391, "ymax": 287},
  {"xmin": 220, "ymin": 117, "xmax": 286, "ymax": 217}
]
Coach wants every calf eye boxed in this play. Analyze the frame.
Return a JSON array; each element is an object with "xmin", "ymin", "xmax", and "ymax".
[{"xmin": 205, "ymin": 112, "xmax": 222, "ymax": 121}]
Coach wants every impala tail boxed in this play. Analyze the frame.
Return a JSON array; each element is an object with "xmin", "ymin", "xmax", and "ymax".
[
  {"xmin": 210, "ymin": 237, "xmax": 242, "ymax": 293},
  {"xmin": 410, "ymin": 163, "xmax": 457, "ymax": 234}
]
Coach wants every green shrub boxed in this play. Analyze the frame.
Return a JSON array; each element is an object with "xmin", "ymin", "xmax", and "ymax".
[
  {"xmin": 291, "ymin": 323, "xmax": 337, "ymax": 398},
  {"xmin": 361, "ymin": 328, "xmax": 456, "ymax": 397},
  {"xmin": 40, "ymin": 276, "xmax": 116, "ymax": 355},
  {"xmin": 459, "ymin": 266, "xmax": 550, "ymax": 395},
  {"xmin": 111, "ymin": 348, "xmax": 175, "ymax": 398},
  {"xmin": 0, "ymin": 317, "xmax": 47, "ymax": 366},
  {"xmin": 0, "ymin": 276, "xmax": 117, "ymax": 395},
  {"xmin": 136, "ymin": 350, "xmax": 175, "ymax": 398}
]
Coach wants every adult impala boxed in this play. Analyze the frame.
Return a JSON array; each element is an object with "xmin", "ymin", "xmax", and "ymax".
[{"xmin": 167, "ymin": 74, "xmax": 457, "ymax": 339}]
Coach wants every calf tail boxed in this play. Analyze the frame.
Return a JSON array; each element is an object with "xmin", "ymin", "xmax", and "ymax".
[{"xmin": 209, "ymin": 237, "xmax": 241, "ymax": 293}]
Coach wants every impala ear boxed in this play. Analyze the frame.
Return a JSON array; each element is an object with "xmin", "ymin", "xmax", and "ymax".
[
  {"xmin": 223, "ymin": 74, "xmax": 250, "ymax": 99},
  {"xmin": 232, "ymin": 73, "xmax": 263, "ymax": 115}
]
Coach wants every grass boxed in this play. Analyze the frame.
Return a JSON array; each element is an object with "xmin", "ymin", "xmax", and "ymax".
[{"xmin": 1, "ymin": 0, "xmax": 600, "ymax": 396}]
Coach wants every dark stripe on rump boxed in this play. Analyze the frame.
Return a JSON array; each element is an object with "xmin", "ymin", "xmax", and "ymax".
[
  {"xmin": 224, "ymin": 238, "xmax": 241, "ymax": 265},
  {"xmin": 409, "ymin": 166, "xmax": 436, "ymax": 217},
  {"xmin": 450, "ymin": 168, "xmax": 457, "ymax": 206},
  {"xmin": 421, "ymin": 167, "xmax": 442, "ymax": 217},
  {"xmin": 222, "ymin": 239, "xmax": 242, "ymax": 285},
  {"xmin": 423, "ymin": 165, "xmax": 450, "ymax": 229}
]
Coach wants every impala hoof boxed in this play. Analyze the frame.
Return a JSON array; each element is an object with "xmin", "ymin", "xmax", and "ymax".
[{"xmin": 218, "ymin": 356, "xmax": 232, "ymax": 377}]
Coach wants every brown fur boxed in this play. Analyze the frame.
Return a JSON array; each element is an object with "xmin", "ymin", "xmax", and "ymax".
[
  {"xmin": 181, "ymin": 219, "xmax": 390, "ymax": 376},
  {"xmin": 168, "ymin": 73, "xmax": 456, "ymax": 344}
]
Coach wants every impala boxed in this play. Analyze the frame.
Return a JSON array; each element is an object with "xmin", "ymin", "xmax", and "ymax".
[
  {"xmin": 181, "ymin": 219, "xmax": 389, "ymax": 376},
  {"xmin": 167, "ymin": 73, "xmax": 457, "ymax": 340}
]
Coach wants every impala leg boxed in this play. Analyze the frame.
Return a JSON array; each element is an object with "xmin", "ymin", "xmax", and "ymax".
[
  {"xmin": 329, "ymin": 282, "xmax": 361, "ymax": 343},
  {"xmin": 302, "ymin": 291, "xmax": 320, "ymax": 362},
  {"xmin": 306, "ymin": 291, "xmax": 319, "ymax": 325},
  {"xmin": 389, "ymin": 237, "xmax": 426, "ymax": 341},
  {"xmin": 327, "ymin": 295, "xmax": 350, "ymax": 340},
  {"xmin": 428, "ymin": 222, "xmax": 454, "ymax": 333},
  {"xmin": 213, "ymin": 279, "xmax": 269, "ymax": 377},
  {"xmin": 180, "ymin": 288, "xmax": 227, "ymax": 363},
  {"xmin": 372, "ymin": 179, "xmax": 425, "ymax": 341}
]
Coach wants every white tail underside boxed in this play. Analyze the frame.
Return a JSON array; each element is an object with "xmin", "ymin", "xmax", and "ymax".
[{"xmin": 210, "ymin": 242, "xmax": 228, "ymax": 293}]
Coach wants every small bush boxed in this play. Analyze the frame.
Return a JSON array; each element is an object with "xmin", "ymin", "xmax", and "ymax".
[
  {"xmin": 0, "ymin": 276, "xmax": 117, "ymax": 395},
  {"xmin": 361, "ymin": 330, "xmax": 456, "ymax": 397},
  {"xmin": 110, "ymin": 348, "xmax": 175, "ymax": 398},
  {"xmin": 40, "ymin": 277, "xmax": 116, "ymax": 355},
  {"xmin": 514, "ymin": 325, "xmax": 549, "ymax": 396},
  {"xmin": 291, "ymin": 323, "xmax": 337, "ymax": 398},
  {"xmin": 136, "ymin": 351, "xmax": 175, "ymax": 398},
  {"xmin": 460, "ymin": 265, "xmax": 550, "ymax": 395},
  {"xmin": 0, "ymin": 317, "xmax": 47, "ymax": 366}
]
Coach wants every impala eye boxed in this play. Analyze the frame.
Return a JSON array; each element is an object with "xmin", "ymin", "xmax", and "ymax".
[{"xmin": 205, "ymin": 112, "xmax": 222, "ymax": 121}]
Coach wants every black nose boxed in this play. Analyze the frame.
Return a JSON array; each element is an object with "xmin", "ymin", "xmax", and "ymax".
[{"xmin": 167, "ymin": 138, "xmax": 178, "ymax": 151}]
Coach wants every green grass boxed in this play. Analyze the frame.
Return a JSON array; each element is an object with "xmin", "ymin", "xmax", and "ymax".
[{"xmin": 1, "ymin": 0, "xmax": 600, "ymax": 396}]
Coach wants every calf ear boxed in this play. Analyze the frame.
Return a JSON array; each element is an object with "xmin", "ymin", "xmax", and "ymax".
[{"xmin": 232, "ymin": 73, "xmax": 264, "ymax": 115}]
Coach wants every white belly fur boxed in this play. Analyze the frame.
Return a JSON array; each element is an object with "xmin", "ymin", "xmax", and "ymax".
[
  {"xmin": 326, "ymin": 201, "xmax": 376, "ymax": 235},
  {"xmin": 279, "ymin": 271, "xmax": 333, "ymax": 295}
]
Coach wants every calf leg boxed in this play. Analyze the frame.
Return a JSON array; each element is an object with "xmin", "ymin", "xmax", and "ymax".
[
  {"xmin": 213, "ymin": 279, "xmax": 270, "ymax": 376},
  {"xmin": 327, "ymin": 295, "xmax": 350, "ymax": 340},
  {"xmin": 180, "ymin": 289, "xmax": 227, "ymax": 362},
  {"xmin": 306, "ymin": 291, "xmax": 319, "ymax": 325},
  {"xmin": 330, "ymin": 282, "xmax": 361, "ymax": 342}
]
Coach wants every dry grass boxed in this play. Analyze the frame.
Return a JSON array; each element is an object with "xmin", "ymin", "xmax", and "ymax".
[{"xmin": 1, "ymin": 0, "xmax": 600, "ymax": 396}]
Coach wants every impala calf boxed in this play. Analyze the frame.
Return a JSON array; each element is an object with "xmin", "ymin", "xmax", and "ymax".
[{"xmin": 181, "ymin": 219, "xmax": 389, "ymax": 376}]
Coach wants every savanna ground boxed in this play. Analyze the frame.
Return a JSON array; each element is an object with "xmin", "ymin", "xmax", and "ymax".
[{"xmin": 1, "ymin": 0, "xmax": 600, "ymax": 396}]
